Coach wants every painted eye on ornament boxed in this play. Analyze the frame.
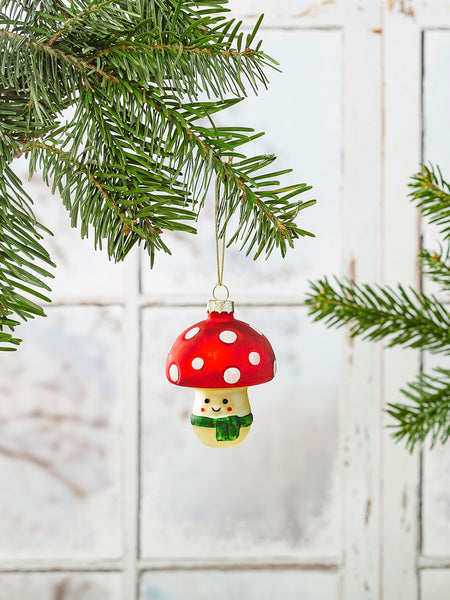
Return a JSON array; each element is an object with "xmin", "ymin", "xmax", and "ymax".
[
  {"xmin": 222, "ymin": 399, "xmax": 229, "ymax": 405},
  {"xmin": 204, "ymin": 398, "xmax": 210, "ymax": 404}
]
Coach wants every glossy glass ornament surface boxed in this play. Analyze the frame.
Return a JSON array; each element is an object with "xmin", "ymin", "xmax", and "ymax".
[{"xmin": 166, "ymin": 301, "xmax": 276, "ymax": 447}]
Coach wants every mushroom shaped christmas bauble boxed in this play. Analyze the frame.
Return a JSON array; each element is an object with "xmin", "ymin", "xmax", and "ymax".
[{"xmin": 166, "ymin": 299, "xmax": 276, "ymax": 448}]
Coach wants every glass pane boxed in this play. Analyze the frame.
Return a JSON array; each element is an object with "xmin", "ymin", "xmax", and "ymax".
[
  {"xmin": 11, "ymin": 156, "xmax": 126, "ymax": 302},
  {"xmin": 422, "ymin": 441, "xmax": 450, "ymax": 555},
  {"xmin": 140, "ymin": 570, "xmax": 338, "ymax": 600},
  {"xmin": 0, "ymin": 574, "xmax": 122, "ymax": 600},
  {"xmin": 141, "ymin": 30, "xmax": 341, "ymax": 302},
  {"xmin": 421, "ymin": 30, "xmax": 450, "ymax": 556},
  {"xmin": 422, "ymin": 31, "xmax": 450, "ymax": 299},
  {"xmin": 423, "ymin": 31, "xmax": 450, "ymax": 175},
  {"xmin": 421, "ymin": 570, "xmax": 450, "ymax": 600},
  {"xmin": 421, "ymin": 354, "xmax": 450, "ymax": 556},
  {"xmin": 141, "ymin": 306, "xmax": 340, "ymax": 558},
  {"xmin": 0, "ymin": 307, "xmax": 123, "ymax": 559}
]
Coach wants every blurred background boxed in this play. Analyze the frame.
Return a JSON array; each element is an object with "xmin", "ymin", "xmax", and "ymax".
[{"xmin": 0, "ymin": 1, "xmax": 449, "ymax": 599}]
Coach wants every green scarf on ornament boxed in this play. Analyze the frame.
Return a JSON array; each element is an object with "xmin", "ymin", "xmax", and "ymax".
[{"xmin": 190, "ymin": 413, "xmax": 253, "ymax": 442}]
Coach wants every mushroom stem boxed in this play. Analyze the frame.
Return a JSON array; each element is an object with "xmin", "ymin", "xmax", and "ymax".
[{"xmin": 191, "ymin": 387, "xmax": 253, "ymax": 448}]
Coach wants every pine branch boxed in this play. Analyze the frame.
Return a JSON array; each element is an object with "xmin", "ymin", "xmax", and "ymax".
[
  {"xmin": 419, "ymin": 245, "xmax": 450, "ymax": 292},
  {"xmin": 26, "ymin": 138, "xmax": 197, "ymax": 264},
  {"xmin": 410, "ymin": 164, "xmax": 450, "ymax": 240},
  {"xmin": 1, "ymin": 1, "xmax": 275, "ymax": 100},
  {"xmin": 0, "ymin": 0, "xmax": 316, "ymax": 348},
  {"xmin": 387, "ymin": 368, "xmax": 450, "ymax": 451},
  {"xmin": 305, "ymin": 277, "xmax": 450, "ymax": 353},
  {"xmin": 0, "ymin": 89, "xmax": 55, "ymax": 159},
  {"xmin": 47, "ymin": 0, "xmax": 115, "ymax": 46},
  {"xmin": 1, "ymin": 3, "xmax": 314, "ymax": 262},
  {"xmin": 218, "ymin": 158, "xmax": 314, "ymax": 259},
  {"xmin": 0, "ymin": 164, "xmax": 55, "ymax": 351},
  {"xmin": 306, "ymin": 166, "xmax": 450, "ymax": 450},
  {"xmin": 38, "ymin": 70, "xmax": 314, "ymax": 260}
]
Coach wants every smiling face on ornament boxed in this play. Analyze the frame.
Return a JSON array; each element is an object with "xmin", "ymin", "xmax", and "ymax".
[{"xmin": 192, "ymin": 387, "xmax": 251, "ymax": 418}]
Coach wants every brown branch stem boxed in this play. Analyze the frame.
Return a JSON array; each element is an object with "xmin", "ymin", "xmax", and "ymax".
[
  {"xmin": 48, "ymin": 0, "xmax": 114, "ymax": 46},
  {"xmin": 97, "ymin": 43, "xmax": 256, "ymax": 59},
  {"xmin": 27, "ymin": 140, "xmax": 130, "ymax": 228},
  {"xmin": 0, "ymin": 28, "xmax": 119, "ymax": 86}
]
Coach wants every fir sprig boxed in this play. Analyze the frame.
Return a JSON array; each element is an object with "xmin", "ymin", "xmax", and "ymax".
[
  {"xmin": 306, "ymin": 278, "xmax": 450, "ymax": 354},
  {"xmin": 409, "ymin": 164, "xmax": 450, "ymax": 241},
  {"xmin": 0, "ymin": 165, "xmax": 55, "ymax": 350},
  {"xmin": 0, "ymin": 0, "xmax": 315, "ymax": 349},
  {"xmin": 307, "ymin": 164, "xmax": 450, "ymax": 451},
  {"xmin": 419, "ymin": 246, "xmax": 450, "ymax": 292},
  {"xmin": 387, "ymin": 368, "xmax": 450, "ymax": 450}
]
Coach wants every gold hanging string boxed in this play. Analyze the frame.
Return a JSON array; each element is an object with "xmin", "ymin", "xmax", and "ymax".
[
  {"xmin": 213, "ymin": 158, "xmax": 232, "ymax": 300},
  {"xmin": 214, "ymin": 172, "xmax": 226, "ymax": 286}
]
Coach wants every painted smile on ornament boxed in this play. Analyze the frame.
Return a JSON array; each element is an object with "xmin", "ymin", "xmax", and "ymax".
[{"xmin": 211, "ymin": 407, "xmax": 221, "ymax": 412}]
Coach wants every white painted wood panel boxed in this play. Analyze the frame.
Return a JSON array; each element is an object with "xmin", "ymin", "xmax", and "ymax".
[
  {"xmin": 381, "ymin": 4, "xmax": 422, "ymax": 599},
  {"xmin": 421, "ymin": 29, "xmax": 450, "ymax": 562},
  {"xmin": 339, "ymin": 6, "xmax": 383, "ymax": 599},
  {"xmin": 226, "ymin": 0, "xmax": 378, "ymax": 29},
  {"xmin": 122, "ymin": 250, "xmax": 141, "ymax": 600}
]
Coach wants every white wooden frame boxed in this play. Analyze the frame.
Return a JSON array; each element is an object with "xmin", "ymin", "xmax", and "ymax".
[{"xmin": 1, "ymin": 2, "xmax": 449, "ymax": 599}]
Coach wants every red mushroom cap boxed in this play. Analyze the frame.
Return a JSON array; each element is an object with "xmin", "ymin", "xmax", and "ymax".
[{"xmin": 166, "ymin": 308, "xmax": 276, "ymax": 389}]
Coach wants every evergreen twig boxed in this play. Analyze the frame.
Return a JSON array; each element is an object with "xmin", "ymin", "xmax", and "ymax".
[
  {"xmin": 0, "ymin": 0, "xmax": 316, "ymax": 349},
  {"xmin": 410, "ymin": 164, "xmax": 450, "ymax": 241},
  {"xmin": 419, "ymin": 245, "xmax": 450, "ymax": 292},
  {"xmin": 387, "ymin": 368, "xmax": 450, "ymax": 451},
  {"xmin": 306, "ymin": 277, "xmax": 450, "ymax": 354},
  {"xmin": 307, "ymin": 165, "xmax": 450, "ymax": 450},
  {"xmin": 0, "ymin": 165, "xmax": 55, "ymax": 350}
]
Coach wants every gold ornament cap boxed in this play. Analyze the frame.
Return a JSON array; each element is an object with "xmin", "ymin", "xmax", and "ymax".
[{"xmin": 207, "ymin": 299, "xmax": 234, "ymax": 313}]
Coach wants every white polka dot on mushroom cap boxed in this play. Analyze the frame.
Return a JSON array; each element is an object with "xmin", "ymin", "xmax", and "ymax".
[
  {"xmin": 169, "ymin": 364, "xmax": 179, "ymax": 382},
  {"xmin": 223, "ymin": 367, "xmax": 241, "ymax": 384},
  {"xmin": 248, "ymin": 351, "xmax": 260, "ymax": 365},
  {"xmin": 219, "ymin": 330, "xmax": 237, "ymax": 344},
  {"xmin": 191, "ymin": 357, "xmax": 204, "ymax": 370},
  {"xmin": 185, "ymin": 327, "xmax": 200, "ymax": 340}
]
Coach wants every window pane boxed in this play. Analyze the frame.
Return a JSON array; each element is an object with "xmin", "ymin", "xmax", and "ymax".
[
  {"xmin": 12, "ymin": 156, "xmax": 126, "ymax": 302},
  {"xmin": 0, "ymin": 574, "xmax": 122, "ymax": 600},
  {"xmin": 423, "ymin": 31, "xmax": 450, "ymax": 175},
  {"xmin": 140, "ymin": 570, "xmax": 338, "ymax": 600},
  {"xmin": 421, "ymin": 354, "xmax": 450, "ymax": 556},
  {"xmin": 421, "ymin": 569, "xmax": 450, "ymax": 600},
  {"xmin": 141, "ymin": 30, "xmax": 341, "ymax": 302},
  {"xmin": 141, "ymin": 306, "xmax": 340, "ymax": 558},
  {"xmin": 0, "ymin": 307, "xmax": 123, "ymax": 559},
  {"xmin": 422, "ymin": 30, "xmax": 450, "ymax": 298},
  {"xmin": 421, "ymin": 30, "xmax": 450, "ymax": 556}
]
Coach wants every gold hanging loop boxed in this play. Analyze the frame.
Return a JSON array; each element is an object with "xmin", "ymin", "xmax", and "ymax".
[{"xmin": 212, "ymin": 283, "xmax": 230, "ymax": 301}]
